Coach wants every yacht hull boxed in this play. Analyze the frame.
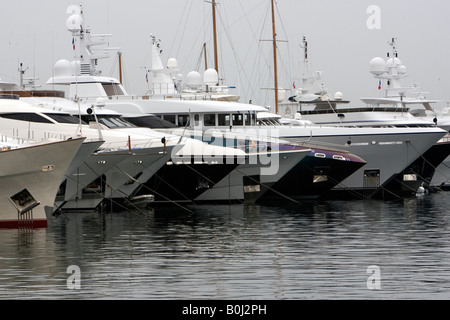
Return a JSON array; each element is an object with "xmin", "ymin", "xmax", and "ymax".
[{"xmin": 0, "ymin": 138, "xmax": 85, "ymax": 228}]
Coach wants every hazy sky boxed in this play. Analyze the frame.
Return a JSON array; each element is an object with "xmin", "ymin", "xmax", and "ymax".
[{"xmin": 2, "ymin": 0, "xmax": 450, "ymax": 109}]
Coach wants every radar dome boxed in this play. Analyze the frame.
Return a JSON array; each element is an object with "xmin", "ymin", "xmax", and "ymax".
[
  {"xmin": 167, "ymin": 58, "xmax": 178, "ymax": 69},
  {"xmin": 186, "ymin": 71, "xmax": 202, "ymax": 89},
  {"xmin": 369, "ymin": 57, "xmax": 386, "ymax": 75},
  {"xmin": 66, "ymin": 5, "xmax": 81, "ymax": 15},
  {"xmin": 334, "ymin": 92, "xmax": 343, "ymax": 100},
  {"xmin": 66, "ymin": 14, "xmax": 83, "ymax": 33},
  {"xmin": 398, "ymin": 65, "xmax": 407, "ymax": 74},
  {"xmin": 204, "ymin": 68, "xmax": 219, "ymax": 86},
  {"xmin": 71, "ymin": 60, "xmax": 81, "ymax": 76},
  {"xmin": 54, "ymin": 59, "xmax": 72, "ymax": 77},
  {"xmin": 386, "ymin": 57, "xmax": 402, "ymax": 68}
]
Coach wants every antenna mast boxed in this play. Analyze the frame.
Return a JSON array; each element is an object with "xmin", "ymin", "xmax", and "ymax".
[
  {"xmin": 271, "ymin": 0, "xmax": 279, "ymax": 114},
  {"xmin": 211, "ymin": 0, "xmax": 219, "ymax": 86}
]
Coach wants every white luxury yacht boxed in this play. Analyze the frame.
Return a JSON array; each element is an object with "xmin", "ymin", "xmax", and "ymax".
[
  {"xmin": 44, "ymin": 6, "xmax": 448, "ymax": 200},
  {"xmin": 0, "ymin": 134, "xmax": 85, "ymax": 228},
  {"xmin": 0, "ymin": 93, "xmax": 181, "ymax": 211},
  {"xmin": 277, "ymin": 37, "xmax": 450, "ymax": 193},
  {"xmin": 34, "ymin": 95, "xmax": 311, "ymax": 204},
  {"xmin": 23, "ymin": 6, "xmax": 316, "ymax": 204}
]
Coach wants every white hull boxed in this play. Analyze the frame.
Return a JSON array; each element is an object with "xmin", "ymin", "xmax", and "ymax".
[
  {"xmin": 0, "ymin": 137, "xmax": 85, "ymax": 228},
  {"xmin": 56, "ymin": 146, "xmax": 173, "ymax": 211},
  {"xmin": 273, "ymin": 126, "xmax": 446, "ymax": 191}
]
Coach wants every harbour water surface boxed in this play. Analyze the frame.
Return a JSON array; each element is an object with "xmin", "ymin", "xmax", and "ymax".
[{"xmin": 1, "ymin": 192, "xmax": 450, "ymax": 300}]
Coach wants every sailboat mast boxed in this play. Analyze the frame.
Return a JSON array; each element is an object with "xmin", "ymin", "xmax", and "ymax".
[
  {"xmin": 212, "ymin": 0, "xmax": 219, "ymax": 85},
  {"xmin": 271, "ymin": 0, "xmax": 279, "ymax": 114},
  {"xmin": 203, "ymin": 43, "xmax": 208, "ymax": 71},
  {"xmin": 118, "ymin": 51, "xmax": 123, "ymax": 84}
]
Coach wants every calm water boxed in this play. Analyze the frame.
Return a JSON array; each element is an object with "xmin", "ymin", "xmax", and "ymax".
[{"xmin": 1, "ymin": 192, "xmax": 450, "ymax": 300}]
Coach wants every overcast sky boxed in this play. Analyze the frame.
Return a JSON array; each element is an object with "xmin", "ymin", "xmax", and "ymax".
[{"xmin": 2, "ymin": 0, "xmax": 450, "ymax": 109}]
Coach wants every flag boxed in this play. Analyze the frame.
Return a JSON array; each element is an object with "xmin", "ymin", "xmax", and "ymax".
[
  {"xmin": 293, "ymin": 82, "xmax": 296, "ymax": 89},
  {"xmin": 145, "ymin": 70, "xmax": 148, "ymax": 83},
  {"xmin": 378, "ymin": 80, "xmax": 381, "ymax": 90},
  {"xmin": 72, "ymin": 38, "xmax": 75, "ymax": 50}
]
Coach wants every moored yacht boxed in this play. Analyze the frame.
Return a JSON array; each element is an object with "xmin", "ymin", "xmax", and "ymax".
[
  {"xmin": 276, "ymin": 37, "xmax": 450, "ymax": 196},
  {"xmin": 0, "ymin": 93, "xmax": 180, "ymax": 211},
  {"xmin": 0, "ymin": 136, "xmax": 85, "ymax": 228},
  {"xmin": 45, "ymin": 6, "xmax": 448, "ymax": 200}
]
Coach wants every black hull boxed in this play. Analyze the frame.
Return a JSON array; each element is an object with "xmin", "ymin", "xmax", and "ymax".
[
  {"xmin": 372, "ymin": 141, "xmax": 450, "ymax": 199},
  {"xmin": 260, "ymin": 153, "xmax": 366, "ymax": 202},
  {"xmin": 135, "ymin": 162, "xmax": 240, "ymax": 204}
]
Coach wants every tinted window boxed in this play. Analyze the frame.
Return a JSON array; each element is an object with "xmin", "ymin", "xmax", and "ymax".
[
  {"xmin": 232, "ymin": 113, "xmax": 243, "ymax": 126},
  {"xmin": 0, "ymin": 113, "xmax": 53, "ymax": 123},
  {"xmin": 178, "ymin": 115, "xmax": 190, "ymax": 127},
  {"xmin": 163, "ymin": 115, "xmax": 176, "ymax": 124},
  {"xmin": 102, "ymin": 83, "xmax": 125, "ymax": 96},
  {"xmin": 47, "ymin": 113, "xmax": 86, "ymax": 124},
  {"xmin": 218, "ymin": 114, "xmax": 230, "ymax": 126},
  {"xmin": 125, "ymin": 115, "xmax": 177, "ymax": 128},
  {"xmin": 204, "ymin": 114, "xmax": 215, "ymax": 126}
]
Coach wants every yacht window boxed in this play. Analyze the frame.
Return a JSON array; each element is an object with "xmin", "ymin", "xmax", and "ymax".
[
  {"xmin": 47, "ymin": 113, "xmax": 86, "ymax": 124},
  {"xmin": 244, "ymin": 113, "xmax": 251, "ymax": 126},
  {"xmin": 97, "ymin": 116, "xmax": 136, "ymax": 128},
  {"xmin": 163, "ymin": 115, "xmax": 176, "ymax": 124},
  {"xmin": 102, "ymin": 83, "xmax": 125, "ymax": 97},
  {"xmin": 0, "ymin": 113, "xmax": 53, "ymax": 123},
  {"xmin": 251, "ymin": 113, "xmax": 256, "ymax": 125},
  {"xmin": 178, "ymin": 115, "xmax": 190, "ymax": 127},
  {"xmin": 204, "ymin": 114, "xmax": 216, "ymax": 126},
  {"xmin": 232, "ymin": 113, "xmax": 243, "ymax": 126},
  {"xmin": 218, "ymin": 114, "xmax": 230, "ymax": 126},
  {"xmin": 194, "ymin": 114, "xmax": 200, "ymax": 126},
  {"xmin": 125, "ymin": 115, "xmax": 177, "ymax": 128}
]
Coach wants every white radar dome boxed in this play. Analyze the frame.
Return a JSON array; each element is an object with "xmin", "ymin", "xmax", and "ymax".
[
  {"xmin": 398, "ymin": 65, "xmax": 407, "ymax": 74},
  {"xmin": 66, "ymin": 5, "xmax": 81, "ymax": 15},
  {"xmin": 386, "ymin": 57, "xmax": 402, "ymax": 68},
  {"xmin": 334, "ymin": 92, "xmax": 343, "ymax": 100},
  {"xmin": 204, "ymin": 68, "xmax": 219, "ymax": 86},
  {"xmin": 369, "ymin": 57, "xmax": 386, "ymax": 75},
  {"xmin": 66, "ymin": 14, "xmax": 83, "ymax": 33},
  {"xmin": 71, "ymin": 60, "xmax": 81, "ymax": 76},
  {"xmin": 167, "ymin": 58, "xmax": 178, "ymax": 69},
  {"xmin": 54, "ymin": 59, "xmax": 72, "ymax": 77},
  {"xmin": 186, "ymin": 71, "xmax": 202, "ymax": 89}
]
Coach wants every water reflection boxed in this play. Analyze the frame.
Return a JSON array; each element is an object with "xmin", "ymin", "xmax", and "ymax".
[{"xmin": 1, "ymin": 193, "xmax": 450, "ymax": 299}]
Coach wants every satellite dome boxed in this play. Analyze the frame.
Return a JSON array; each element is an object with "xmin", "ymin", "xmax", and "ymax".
[
  {"xmin": 204, "ymin": 68, "xmax": 219, "ymax": 86},
  {"xmin": 66, "ymin": 5, "xmax": 81, "ymax": 15},
  {"xmin": 186, "ymin": 71, "xmax": 202, "ymax": 89},
  {"xmin": 54, "ymin": 59, "xmax": 72, "ymax": 77},
  {"xmin": 167, "ymin": 58, "xmax": 178, "ymax": 69},
  {"xmin": 386, "ymin": 57, "xmax": 402, "ymax": 68},
  {"xmin": 369, "ymin": 57, "xmax": 386, "ymax": 75},
  {"xmin": 71, "ymin": 60, "xmax": 81, "ymax": 76},
  {"xmin": 66, "ymin": 14, "xmax": 83, "ymax": 33},
  {"xmin": 398, "ymin": 65, "xmax": 407, "ymax": 74},
  {"xmin": 334, "ymin": 92, "xmax": 343, "ymax": 100}
]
